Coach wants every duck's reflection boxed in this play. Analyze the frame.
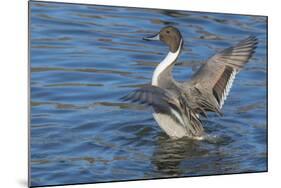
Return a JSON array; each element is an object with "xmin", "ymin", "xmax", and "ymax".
[
  {"xmin": 150, "ymin": 130, "xmax": 234, "ymax": 177},
  {"xmin": 151, "ymin": 134, "xmax": 208, "ymax": 176}
]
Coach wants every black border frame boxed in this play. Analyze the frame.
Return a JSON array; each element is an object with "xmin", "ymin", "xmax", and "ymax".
[{"xmin": 28, "ymin": 0, "xmax": 269, "ymax": 187}]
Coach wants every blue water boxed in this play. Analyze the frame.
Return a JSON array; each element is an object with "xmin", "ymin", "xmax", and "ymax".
[{"xmin": 29, "ymin": 1, "xmax": 267, "ymax": 187}]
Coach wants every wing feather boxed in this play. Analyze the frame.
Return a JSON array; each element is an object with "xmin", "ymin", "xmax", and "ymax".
[{"xmin": 189, "ymin": 36, "xmax": 258, "ymax": 109}]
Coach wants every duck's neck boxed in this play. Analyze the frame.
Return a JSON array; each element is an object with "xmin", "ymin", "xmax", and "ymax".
[{"xmin": 152, "ymin": 40, "xmax": 182, "ymax": 86}]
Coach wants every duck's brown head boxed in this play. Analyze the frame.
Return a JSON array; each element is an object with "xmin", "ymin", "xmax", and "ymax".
[{"xmin": 143, "ymin": 26, "xmax": 183, "ymax": 53}]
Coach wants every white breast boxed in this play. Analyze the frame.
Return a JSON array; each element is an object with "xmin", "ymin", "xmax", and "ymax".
[
  {"xmin": 152, "ymin": 112, "xmax": 188, "ymax": 139},
  {"xmin": 152, "ymin": 40, "xmax": 182, "ymax": 86}
]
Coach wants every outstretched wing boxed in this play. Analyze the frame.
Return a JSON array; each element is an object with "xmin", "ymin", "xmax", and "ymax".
[
  {"xmin": 189, "ymin": 36, "xmax": 258, "ymax": 109},
  {"xmin": 121, "ymin": 85, "xmax": 204, "ymax": 136},
  {"xmin": 121, "ymin": 85, "xmax": 175, "ymax": 113}
]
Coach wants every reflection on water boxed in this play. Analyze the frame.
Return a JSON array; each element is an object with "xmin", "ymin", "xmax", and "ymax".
[
  {"xmin": 30, "ymin": 1, "xmax": 267, "ymax": 187},
  {"xmin": 151, "ymin": 133, "xmax": 235, "ymax": 177},
  {"xmin": 152, "ymin": 137, "xmax": 205, "ymax": 176}
]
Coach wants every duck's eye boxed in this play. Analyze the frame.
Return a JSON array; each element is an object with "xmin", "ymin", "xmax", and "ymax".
[{"xmin": 166, "ymin": 30, "xmax": 170, "ymax": 34}]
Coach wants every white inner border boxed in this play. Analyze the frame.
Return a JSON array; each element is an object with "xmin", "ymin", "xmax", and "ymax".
[{"xmin": 34, "ymin": 0, "xmax": 269, "ymax": 16}]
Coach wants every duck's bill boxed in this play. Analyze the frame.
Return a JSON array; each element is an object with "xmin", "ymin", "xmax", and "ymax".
[{"xmin": 143, "ymin": 33, "xmax": 160, "ymax": 41}]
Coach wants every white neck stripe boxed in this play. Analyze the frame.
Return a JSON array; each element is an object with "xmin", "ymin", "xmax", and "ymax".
[{"xmin": 152, "ymin": 40, "xmax": 182, "ymax": 86}]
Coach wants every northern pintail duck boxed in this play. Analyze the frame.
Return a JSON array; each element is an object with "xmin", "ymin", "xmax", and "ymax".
[{"xmin": 122, "ymin": 26, "xmax": 258, "ymax": 140}]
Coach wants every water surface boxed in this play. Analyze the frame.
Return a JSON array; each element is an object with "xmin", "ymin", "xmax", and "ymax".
[{"xmin": 30, "ymin": 1, "xmax": 267, "ymax": 186}]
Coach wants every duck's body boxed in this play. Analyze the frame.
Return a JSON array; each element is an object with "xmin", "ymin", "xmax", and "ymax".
[{"xmin": 122, "ymin": 26, "xmax": 258, "ymax": 139}]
